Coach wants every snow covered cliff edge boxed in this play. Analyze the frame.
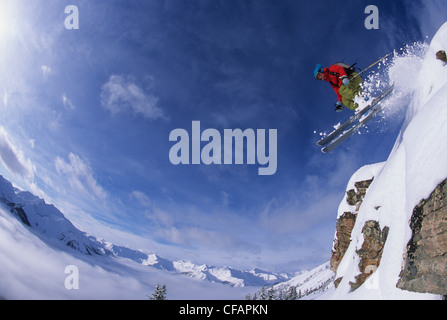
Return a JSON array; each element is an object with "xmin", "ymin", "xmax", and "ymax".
[{"xmin": 328, "ymin": 22, "xmax": 447, "ymax": 300}]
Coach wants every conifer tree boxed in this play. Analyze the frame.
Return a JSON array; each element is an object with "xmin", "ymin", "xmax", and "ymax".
[
  {"xmin": 259, "ymin": 285, "xmax": 267, "ymax": 300},
  {"xmin": 268, "ymin": 287, "xmax": 275, "ymax": 300},
  {"xmin": 149, "ymin": 284, "xmax": 167, "ymax": 300},
  {"xmin": 287, "ymin": 286, "xmax": 298, "ymax": 300}
]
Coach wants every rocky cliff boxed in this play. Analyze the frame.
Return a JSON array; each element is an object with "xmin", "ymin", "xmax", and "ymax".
[
  {"xmin": 330, "ymin": 179, "xmax": 373, "ymax": 286},
  {"xmin": 330, "ymin": 176, "xmax": 390, "ymax": 291},
  {"xmin": 397, "ymin": 178, "xmax": 447, "ymax": 295},
  {"xmin": 330, "ymin": 173, "xmax": 446, "ymax": 297}
]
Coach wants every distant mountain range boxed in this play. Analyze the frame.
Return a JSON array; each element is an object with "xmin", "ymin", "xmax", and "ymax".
[{"xmin": 0, "ymin": 174, "xmax": 294, "ymax": 288}]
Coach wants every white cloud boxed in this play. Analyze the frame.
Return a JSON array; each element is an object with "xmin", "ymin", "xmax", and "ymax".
[
  {"xmin": 0, "ymin": 126, "xmax": 34, "ymax": 179},
  {"xmin": 259, "ymin": 192, "xmax": 341, "ymax": 235},
  {"xmin": 158, "ymin": 225, "xmax": 261, "ymax": 255},
  {"xmin": 131, "ymin": 190, "xmax": 152, "ymax": 207},
  {"xmin": 40, "ymin": 65, "xmax": 52, "ymax": 80},
  {"xmin": 62, "ymin": 94, "xmax": 75, "ymax": 110},
  {"xmin": 259, "ymin": 149, "xmax": 360, "ymax": 235},
  {"xmin": 100, "ymin": 75, "xmax": 164, "ymax": 120},
  {"xmin": 131, "ymin": 190, "xmax": 174, "ymax": 227},
  {"xmin": 54, "ymin": 153, "xmax": 107, "ymax": 202},
  {"xmin": 2, "ymin": 91, "xmax": 7, "ymax": 107}
]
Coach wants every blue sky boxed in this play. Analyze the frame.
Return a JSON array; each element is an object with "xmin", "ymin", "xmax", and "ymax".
[{"xmin": 0, "ymin": 0, "xmax": 446, "ymax": 272}]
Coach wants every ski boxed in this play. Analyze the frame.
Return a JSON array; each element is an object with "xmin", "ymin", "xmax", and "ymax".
[
  {"xmin": 349, "ymin": 53, "xmax": 391, "ymax": 82},
  {"xmin": 317, "ymin": 84, "xmax": 394, "ymax": 146},
  {"xmin": 321, "ymin": 99, "xmax": 388, "ymax": 153}
]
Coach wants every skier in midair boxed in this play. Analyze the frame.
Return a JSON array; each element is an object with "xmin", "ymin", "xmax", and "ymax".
[{"xmin": 314, "ymin": 63, "xmax": 364, "ymax": 112}]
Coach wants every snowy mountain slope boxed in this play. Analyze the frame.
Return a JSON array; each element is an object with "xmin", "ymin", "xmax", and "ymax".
[
  {"xmin": 0, "ymin": 201, "xmax": 259, "ymax": 299},
  {"xmin": 249, "ymin": 262, "xmax": 335, "ymax": 300},
  {"xmin": 0, "ymin": 174, "xmax": 290, "ymax": 297},
  {"xmin": 326, "ymin": 22, "xmax": 447, "ymax": 300},
  {"xmin": 0, "ymin": 175, "xmax": 108, "ymax": 256},
  {"xmin": 272, "ymin": 262, "xmax": 335, "ymax": 300},
  {"xmin": 280, "ymin": 262, "xmax": 335, "ymax": 298}
]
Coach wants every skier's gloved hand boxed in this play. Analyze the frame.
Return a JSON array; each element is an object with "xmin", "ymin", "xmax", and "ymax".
[
  {"xmin": 335, "ymin": 101, "xmax": 344, "ymax": 112},
  {"xmin": 341, "ymin": 76, "xmax": 350, "ymax": 86}
]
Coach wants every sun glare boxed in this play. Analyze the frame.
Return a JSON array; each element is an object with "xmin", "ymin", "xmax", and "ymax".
[{"xmin": 0, "ymin": 1, "xmax": 19, "ymax": 44}]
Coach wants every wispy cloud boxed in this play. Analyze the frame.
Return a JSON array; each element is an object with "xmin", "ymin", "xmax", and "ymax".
[
  {"xmin": 62, "ymin": 94, "xmax": 75, "ymax": 110},
  {"xmin": 40, "ymin": 65, "xmax": 52, "ymax": 80},
  {"xmin": 131, "ymin": 190, "xmax": 174, "ymax": 227},
  {"xmin": 54, "ymin": 153, "xmax": 107, "ymax": 202},
  {"xmin": 100, "ymin": 75, "xmax": 165, "ymax": 120},
  {"xmin": 259, "ymin": 148, "xmax": 361, "ymax": 235},
  {"xmin": 158, "ymin": 225, "xmax": 261, "ymax": 254},
  {"xmin": 0, "ymin": 126, "xmax": 34, "ymax": 179},
  {"xmin": 130, "ymin": 189, "xmax": 262, "ymax": 258}
]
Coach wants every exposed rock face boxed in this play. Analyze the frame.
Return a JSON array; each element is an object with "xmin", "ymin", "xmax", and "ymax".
[
  {"xmin": 330, "ymin": 212, "xmax": 356, "ymax": 274},
  {"xmin": 332, "ymin": 174, "xmax": 447, "ymax": 295},
  {"xmin": 397, "ymin": 178, "xmax": 447, "ymax": 295},
  {"xmin": 330, "ymin": 178, "xmax": 374, "ymax": 287},
  {"xmin": 347, "ymin": 179, "xmax": 374, "ymax": 207},
  {"xmin": 350, "ymin": 221, "xmax": 389, "ymax": 291}
]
